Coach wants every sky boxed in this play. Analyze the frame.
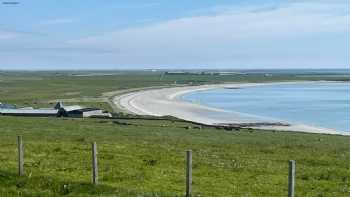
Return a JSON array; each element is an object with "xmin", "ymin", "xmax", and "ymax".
[{"xmin": 0, "ymin": 0, "xmax": 350, "ymax": 70}]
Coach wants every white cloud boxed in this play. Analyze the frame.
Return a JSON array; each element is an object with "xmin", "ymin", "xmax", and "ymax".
[
  {"xmin": 3, "ymin": 1, "xmax": 350, "ymax": 69},
  {"xmin": 67, "ymin": 2, "xmax": 350, "ymax": 65},
  {"xmin": 72, "ymin": 2, "xmax": 350, "ymax": 44}
]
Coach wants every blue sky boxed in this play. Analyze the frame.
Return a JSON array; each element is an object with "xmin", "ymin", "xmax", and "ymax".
[{"xmin": 0, "ymin": 0, "xmax": 350, "ymax": 70}]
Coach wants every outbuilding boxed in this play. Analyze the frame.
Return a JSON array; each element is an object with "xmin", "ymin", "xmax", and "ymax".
[
  {"xmin": 0, "ymin": 101, "xmax": 112, "ymax": 118},
  {"xmin": 64, "ymin": 108, "xmax": 112, "ymax": 118},
  {"xmin": 0, "ymin": 109, "xmax": 58, "ymax": 117}
]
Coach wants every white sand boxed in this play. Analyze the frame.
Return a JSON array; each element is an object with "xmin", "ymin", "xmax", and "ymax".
[{"xmin": 113, "ymin": 82, "xmax": 341, "ymax": 135}]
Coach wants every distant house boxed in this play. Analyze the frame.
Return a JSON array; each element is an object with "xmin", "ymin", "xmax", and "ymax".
[
  {"xmin": 55, "ymin": 102, "xmax": 112, "ymax": 118},
  {"xmin": 0, "ymin": 102, "xmax": 112, "ymax": 118},
  {"xmin": 0, "ymin": 102, "xmax": 58, "ymax": 117},
  {"xmin": 64, "ymin": 108, "xmax": 112, "ymax": 118},
  {"xmin": 0, "ymin": 108, "xmax": 58, "ymax": 117}
]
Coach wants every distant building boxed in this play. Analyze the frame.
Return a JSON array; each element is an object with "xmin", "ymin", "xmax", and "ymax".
[
  {"xmin": 164, "ymin": 71, "xmax": 246, "ymax": 76},
  {"xmin": 0, "ymin": 109, "xmax": 58, "ymax": 117},
  {"xmin": 56, "ymin": 102, "xmax": 112, "ymax": 118},
  {"xmin": 63, "ymin": 108, "xmax": 112, "ymax": 118},
  {"xmin": 0, "ymin": 102, "xmax": 58, "ymax": 117},
  {"xmin": 0, "ymin": 102, "xmax": 112, "ymax": 118}
]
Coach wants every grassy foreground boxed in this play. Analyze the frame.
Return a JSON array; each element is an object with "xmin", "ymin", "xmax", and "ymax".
[{"xmin": 1, "ymin": 116, "xmax": 350, "ymax": 196}]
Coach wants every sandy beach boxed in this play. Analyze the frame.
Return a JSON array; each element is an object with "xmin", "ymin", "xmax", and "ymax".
[{"xmin": 113, "ymin": 82, "xmax": 341, "ymax": 135}]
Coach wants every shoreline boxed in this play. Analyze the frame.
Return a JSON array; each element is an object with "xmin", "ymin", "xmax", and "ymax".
[{"xmin": 113, "ymin": 82, "xmax": 341, "ymax": 135}]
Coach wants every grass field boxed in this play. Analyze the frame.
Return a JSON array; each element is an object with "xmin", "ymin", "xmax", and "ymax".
[
  {"xmin": 1, "ymin": 117, "xmax": 350, "ymax": 196},
  {"xmin": 1, "ymin": 70, "xmax": 350, "ymax": 196}
]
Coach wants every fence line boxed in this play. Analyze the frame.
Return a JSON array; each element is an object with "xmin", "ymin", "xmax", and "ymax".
[{"xmin": 12, "ymin": 136, "xmax": 298, "ymax": 196}]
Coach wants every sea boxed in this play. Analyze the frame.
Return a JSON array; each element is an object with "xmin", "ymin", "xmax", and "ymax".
[{"xmin": 182, "ymin": 82, "xmax": 350, "ymax": 134}]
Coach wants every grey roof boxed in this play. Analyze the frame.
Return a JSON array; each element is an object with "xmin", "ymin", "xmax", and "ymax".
[
  {"xmin": 0, "ymin": 101, "xmax": 104, "ymax": 117},
  {"xmin": 0, "ymin": 109, "xmax": 58, "ymax": 114},
  {"xmin": 18, "ymin": 107, "xmax": 34, "ymax": 110},
  {"xmin": 69, "ymin": 108, "xmax": 101, "ymax": 113},
  {"xmin": 62, "ymin": 105, "xmax": 84, "ymax": 112}
]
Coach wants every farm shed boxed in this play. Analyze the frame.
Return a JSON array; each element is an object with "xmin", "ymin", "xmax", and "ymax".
[
  {"xmin": 0, "ymin": 109, "xmax": 58, "ymax": 117},
  {"xmin": 0, "ymin": 102, "xmax": 111, "ymax": 118},
  {"xmin": 62, "ymin": 108, "xmax": 112, "ymax": 118}
]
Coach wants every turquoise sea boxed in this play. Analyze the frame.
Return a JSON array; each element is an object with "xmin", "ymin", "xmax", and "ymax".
[{"xmin": 182, "ymin": 82, "xmax": 350, "ymax": 133}]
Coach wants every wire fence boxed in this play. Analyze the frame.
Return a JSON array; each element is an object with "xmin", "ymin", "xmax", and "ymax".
[{"xmin": 14, "ymin": 135, "xmax": 296, "ymax": 197}]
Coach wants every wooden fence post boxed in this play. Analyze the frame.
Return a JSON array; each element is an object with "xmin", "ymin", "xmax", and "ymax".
[
  {"xmin": 17, "ymin": 136, "xmax": 24, "ymax": 176},
  {"xmin": 186, "ymin": 150, "xmax": 192, "ymax": 197},
  {"xmin": 288, "ymin": 160, "xmax": 295, "ymax": 197},
  {"xmin": 92, "ymin": 142, "xmax": 98, "ymax": 185}
]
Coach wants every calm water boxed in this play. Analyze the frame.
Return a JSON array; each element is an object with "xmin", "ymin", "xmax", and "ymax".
[{"xmin": 182, "ymin": 82, "xmax": 350, "ymax": 133}]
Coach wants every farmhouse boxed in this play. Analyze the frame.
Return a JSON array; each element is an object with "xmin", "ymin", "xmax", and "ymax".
[
  {"xmin": 0, "ymin": 109, "xmax": 59, "ymax": 117},
  {"xmin": 62, "ymin": 108, "xmax": 111, "ymax": 118},
  {"xmin": 55, "ymin": 102, "xmax": 112, "ymax": 118},
  {"xmin": 0, "ymin": 102, "xmax": 112, "ymax": 118}
]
